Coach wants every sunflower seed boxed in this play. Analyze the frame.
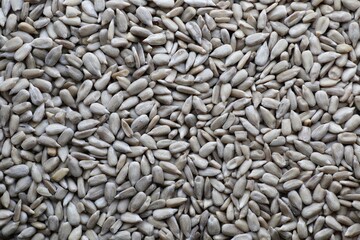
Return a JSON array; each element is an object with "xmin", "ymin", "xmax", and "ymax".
[{"xmin": 0, "ymin": 1, "xmax": 359, "ymax": 239}]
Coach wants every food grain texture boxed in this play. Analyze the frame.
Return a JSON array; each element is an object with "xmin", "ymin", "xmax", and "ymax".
[{"xmin": 0, "ymin": 0, "xmax": 360, "ymax": 239}]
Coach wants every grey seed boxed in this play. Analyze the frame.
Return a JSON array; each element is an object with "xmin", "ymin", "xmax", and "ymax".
[
  {"xmin": 315, "ymin": 90, "xmax": 329, "ymax": 111},
  {"xmin": 276, "ymin": 67, "xmax": 300, "ymax": 82},
  {"xmin": 138, "ymin": 221, "xmax": 154, "ymax": 236},
  {"xmin": 1, "ymin": 221, "xmax": 19, "ymax": 237},
  {"xmin": 88, "ymin": 174, "xmax": 107, "ymax": 186},
  {"xmin": 131, "ymin": 115, "xmax": 149, "ymax": 132},
  {"xmin": 31, "ymin": 37, "xmax": 53, "ymax": 49},
  {"xmin": 233, "ymin": 176, "xmax": 246, "ymax": 198},
  {"xmin": 18, "ymin": 227, "xmax": 36, "ymax": 239},
  {"xmin": 338, "ymin": 132, "xmax": 357, "ymax": 144},
  {"xmin": 268, "ymin": 5, "xmax": 287, "ymax": 20},
  {"xmin": 222, "ymin": 224, "xmax": 241, "ymax": 236},
  {"xmin": 245, "ymin": 105, "xmax": 260, "ymax": 128},
  {"xmin": 78, "ymin": 119, "xmax": 99, "ymax": 131},
  {"xmin": 283, "ymin": 179, "xmax": 303, "ymax": 191},
  {"xmin": 153, "ymin": 0, "xmax": 174, "ymax": 8},
  {"xmin": 232, "ymin": 234, "xmax": 252, "ymax": 240},
  {"xmin": 120, "ymin": 212, "xmax": 142, "ymax": 223},
  {"xmin": 302, "ymin": 85, "xmax": 316, "ymax": 107},
  {"xmin": 255, "ymin": 42, "xmax": 269, "ymax": 66},
  {"xmin": 28, "ymin": 84, "xmax": 44, "ymax": 106},
  {"xmin": 207, "ymin": 215, "xmax": 220, "ymax": 235},
  {"xmin": 111, "ymin": 38, "xmax": 129, "ymax": 48},
  {"xmin": 144, "ymin": 33, "xmax": 166, "ymax": 45},
  {"xmin": 136, "ymin": 7, "xmax": 152, "ymax": 27},
  {"xmin": 289, "ymin": 23, "xmax": 310, "ymax": 37},
  {"xmin": 127, "ymin": 78, "xmax": 148, "ymax": 95},
  {"xmin": 316, "ymin": 17, "xmax": 330, "ymax": 36},
  {"xmin": 153, "ymin": 208, "xmax": 178, "ymax": 220},
  {"xmin": 225, "ymin": 50, "xmax": 244, "ymax": 67},
  {"xmin": 54, "ymin": 20, "xmax": 70, "ymax": 39},
  {"xmin": 1, "ymin": 37, "xmax": 23, "ymax": 51},
  {"xmin": 325, "ymin": 216, "xmax": 342, "ymax": 231},
  {"xmin": 301, "ymin": 50, "xmax": 313, "ymax": 73},
  {"xmin": 159, "ymin": 162, "xmax": 181, "ymax": 175},
  {"xmin": 90, "ymin": 102, "xmax": 109, "ymax": 115},
  {"xmin": 31, "ymin": 164, "xmax": 42, "ymax": 183},
  {"xmin": 119, "ymin": 96, "xmax": 139, "ymax": 111},
  {"xmin": 314, "ymin": 228, "xmax": 334, "ymax": 239},
  {"xmin": 138, "ymin": 134, "xmax": 156, "ymax": 150},
  {"xmin": 184, "ymin": 0, "xmax": 215, "ymax": 7},
  {"xmin": 247, "ymin": 210, "xmax": 260, "ymax": 232},
  {"xmin": 4, "ymin": 164, "xmax": 29, "ymax": 178},
  {"xmin": 46, "ymin": 124, "xmax": 67, "ymax": 135},
  {"xmin": 271, "ymin": 39, "xmax": 289, "ymax": 60},
  {"xmin": 59, "ymin": 89, "xmax": 76, "ymax": 108},
  {"xmin": 59, "ymin": 222, "xmax": 72, "ymax": 240},
  {"xmin": 245, "ymin": 33, "xmax": 269, "ymax": 46},
  {"xmin": 45, "ymin": 45, "xmax": 62, "ymax": 67},
  {"xmin": 327, "ymin": 11, "xmax": 352, "ymax": 22},
  {"xmin": 186, "ymin": 21, "xmax": 202, "ymax": 44},
  {"xmin": 179, "ymin": 215, "xmax": 191, "ymax": 237},
  {"xmin": 211, "ymin": 44, "xmax": 233, "ymax": 58},
  {"xmin": 112, "ymin": 231, "xmax": 131, "ymax": 240},
  {"xmin": 240, "ymin": 117, "xmax": 259, "ymax": 136},
  {"xmin": 58, "ymin": 128, "xmax": 74, "ymax": 146},
  {"xmin": 113, "ymin": 141, "xmax": 131, "ymax": 153},
  {"xmin": 66, "ymin": 202, "xmax": 80, "ymax": 226},
  {"xmin": 344, "ymin": 115, "xmax": 360, "ymax": 131},
  {"xmin": 131, "ymin": 26, "xmax": 153, "ymax": 37},
  {"xmin": 0, "ymin": 192, "xmax": 10, "ymax": 208},
  {"xmin": 333, "ymin": 107, "xmax": 354, "ymax": 124},
  {"xmin": 290, "ymin": 110, "xmax": 302, "ymax": 132},
  {"xmin": 22, "ymin": 69, "xmax": 44, "ymax": 78},
  {"xmin": 37, "ymin": 186, "xmax": 52, "ymax": 197},
  {"xmin": 260, "ymin": 107, "xmax": 276, "ymax": 129},
  {"xmin": 310, "ymin": 152, "xmax": 334, "ymax": 166},
  {"xmin": 195, "ymin": 68, "xmax": 214, "ymax": 82},
  {"xmin": 153, "ymin": 54, "xmax": 170, "ymax": 65},
  {"xmin": 302, "ymin": 203, "xmax": 324, "ymax": 219},
  {"xmin": 177, "ymin": 85, "xmax": 201, "ymax": 95},
  {"xmin": 86, "ymin": 211, "xmax": 100, "ymax": 229},
  {"xmin": 0, "ymin": 77, "xmax": 19, "ymax": 91},
  {"xmin": 14, "ymin": 43, "xmax": 32, "ymax": 62},
  {"xmin": 169, "ymin": 49, "xmax": 189, "ymax": 67},
  {"xmin": 199, "ymin": 142, "xmax": 217, "ymax": 158},
  {"xmin": 349, "ymin": 22, "xmax": 360, "ymax": 47},
  {"xmin": 82, "ymin": 1, "xmax": 97, "ymax": 17},
  {"xmin": 318, "ymin": 52, "xmax": 341, "ymax": 63},
  {"xmin": 345, "ymin": 224, "xmax": 360, "ymax": 237},
  {"xmin": 0, "ymin": 210, "xmax": 14, "ymax": 219},
  {"xmin": 83, "ymin": 52, "xmax": 101, "ymax": 77},
  {"xmin": 68, "ymin": 225, "xmax": 82, "ymax": 240}
]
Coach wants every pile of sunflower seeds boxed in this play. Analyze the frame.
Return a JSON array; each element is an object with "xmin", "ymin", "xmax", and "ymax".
[{"xmin": 1, "ymin": 0, "xmax": 360, "ymax": 239}]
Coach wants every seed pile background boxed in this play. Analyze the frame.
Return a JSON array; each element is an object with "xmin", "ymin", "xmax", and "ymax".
[{"xmin": 1, "ymin": 0, "xmax": 360, "ymax": 239}]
